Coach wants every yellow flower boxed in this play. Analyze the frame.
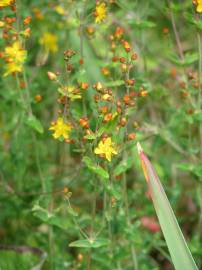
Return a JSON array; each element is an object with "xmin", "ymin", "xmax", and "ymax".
[
  {"xmin": 94, "ymin": 137, "xmax": 117, "ymax": 162},
  {"xmin": 0, "ymin": 0, "xmax": 13, "ymax": 7},
  {"xmin": 196, "ymin": 0, "xmax": 202, "ymax": 12},
  {"xmin": 0, "ymin": 21, "xmax": 5, "ymax": 27},
  {"xmin": 5, "ymin": 41, "xmax": 26, "ymax": 63},
  {"xmin": 54, "ymin": 5, "xmax": 65, "ymax": 15},
  {"xmin": 4, "ymin": 41, "xmax": 27, "ymax": 76},
  {"xmin": 4, "ymin": 63, "xmax": 23, "ymax": 76},
  {"xmin": 49, "ymin": 117, "xmax": 72, "ymax": 139},
  {"xmin": 58, "ymin": 86, "xmax": 82, "ymax": 101},
  {"xmin": 39, "ymin": 32, "xmax": 58, "ymax": 53},
  {"xmin": 94, "ymin": 2, "xmax": 107, "ymax": 23}
]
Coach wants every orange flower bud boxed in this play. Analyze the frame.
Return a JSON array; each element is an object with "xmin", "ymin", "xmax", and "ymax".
[
  {"xmin": 119, "ymin": 57, "xmax": 126, "ymax": 63},
  {"xmin": 126, "ymin": 79, "xmax": 135, "ymax": 86},
  {"xmin": 77, "ymin": 253, "xmax": 83, "ymax": 262},
  {"xmin": 63, "ymin": 187, "xmax": 69, "ymax": 193},
  {"xmin": 11, "ymin": 5, "xmax": 16, "ymax": 11},
  {"xmin": 0, "ymin": 51, "xmax": 4, "ymax": 58},
  {"xmin": 131, "ymin": 53, "xmax": 138, "ymax": 61},
  {"xmin": 93, "ymin": 94, "xmax": 99, "ymax": 102},
  {"xmin": 114, "ymin": 26, "xmax": 124, "ymax": 39},
  {"xmin": 130, "ymin": 90, "xmax": 136, "ymax": 97},
  {"xmin": 86, "ymin": 26, "xmax": 94, "ymax": 35},
  {"xmin": 24, "ymin": 27, "xmax": 31, "ymax": 37},
  {"xmin": 170, "ymin": 67, "xmax": 177, "ymax": 78},
  {"xmin": 186, "ymin": 108, "xmax": 194, "ymax": 114},
  {"xmin": 181, "ymin": 91, "xmax": 189, "ymax": 98},
  {"xmin": 123, "ymin": 41, "xmax": 130, "ymax": 52},
  {"xmin": 20, "ymin": 80, "xmax": 26, "ymax": 89},
  {"xmin": 104, "ymin": 113, "xmax": 113, "ymax": 122},
  {"xmin": 80, "ymin": 82, "xmax": 89, "ymax": 90},
  {"xmin": 101, "ymin": 67, "xmax": 110, "ymax": 76},
  {"xmin": 112, "ymin": 56, "xmax": 118, "ymax": 62},
  {"xmin": 24, "ymin": 16, "xmax": 31, "ymax": 25},
  {"xmin": 66, "ymin": 64, "xmax": 73, "ymax": 72},
  {"xmin": 162, "ymin": 27, "xmax": 169, "ymax": 34},
  {"xmin": 79, "ymin": 118, "xmax": 89, "ymax": 129},
  {"xmin": 100, "ymin": 106, "xmax": 108, "ymax": 114},
  {"xmin": 35, "ymin": 94, "xmax": 42, "ymax": 102},
  {"xmin": 47, "ymin": 71, "xmax": 57, "ymax": 80},
  {"xmin": 139, "ymin": 90, "xmax": 148, "ymax": 97},
  {"xmin": 117, "ymin": 106, "xmax": 122, "ymax": 114},
  {"xmin": 127, "ymin": 133, "xmax": 136, "ymax": 140},
  {"xmin": 79, "ymin": 58, "xmax": 84, "ymax": 65},
  {"xmin": 120, "ymin": 63, "xmax": 127, "ymax": 72},
  {"xmin": 86, "ymin": 129, "xmax": 92, "ymax": 135},
  {"xmin": 120, "ymin": 117, "xmax": 127, "ymax": 126},
  {"xmin": 123, "ymin": 95, "xmax": 130, "ymax": 105}
]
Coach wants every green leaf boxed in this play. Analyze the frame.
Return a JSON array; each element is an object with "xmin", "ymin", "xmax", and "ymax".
[
  {"xmin": 69, "ymin": 238, "xmax": 110, "ymax": 248},
  {"xmin": 114, "ymin": 157, "xmax": 133, "ymax": 175},
  {"xmin": 128, "ymin": 20, "xmax": 156, "ymax": 29},
  {"xmin": 67, "ymin": 206, "xmax": 78, "ymax": 217},
  {"xmin": 25, "ymin": 115, "xmax": 44, "ymax": 134},
  {"xmin": 84, "ymin": 126, "xmax": 105, "ymax": 140},
  {"xmin": 193, "ymin": 112, "xmax": 202, "ymax": 122},
  {"xmin": 105, "ymin": 80, "xmax": 124, "ymax": 87},
  {"xmin": 137, "ymin": 142, "xmax": 198, "ymax": 270},
  {"xmin": 185, "ymin": 13, "xmax": 202, "ymax": 31},
  {"xmin": 176, "ymin": 163, "xmax": 202, "ymax": 179},
  {"xmin": 83, "ymin": 156, "xmax": 109, "ymax": 179},
  {"xmin": 32, "ymin": 204, "xmax": 67, "ymax": 229},
  {"xmin": 176, "ymin": 163, "xmax": 194, "ymax": 171},
  {"xmin": 168, "ymin": 53, "xmax": 198, "ymax": 67}
]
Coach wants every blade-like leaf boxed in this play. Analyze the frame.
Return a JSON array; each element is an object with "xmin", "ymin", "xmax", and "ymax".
[
  {"xmin": 69, "ymin": 238, "xmax": 110, "ymax": 248},
  {"xmin": 137, "ymin": 142, "xmax": 198, "ymax": 270}
]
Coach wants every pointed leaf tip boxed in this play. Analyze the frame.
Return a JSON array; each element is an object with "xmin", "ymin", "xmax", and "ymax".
[{"xmin": 137, "ymin": 142, "xmax": 143, "ymax": 154}]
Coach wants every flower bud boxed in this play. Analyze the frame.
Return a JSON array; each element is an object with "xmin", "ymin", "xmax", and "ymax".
[{"xmin": 47, "ymin": 71, "xmax": 57, "ymax": 80}]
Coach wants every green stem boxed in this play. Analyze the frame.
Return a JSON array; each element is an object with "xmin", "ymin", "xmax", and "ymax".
[
  {"xmin": 197, "ymin": 32, "xmax": 202, "ymax": 245},
  {"xmin": 123, "ymin": 171, "xmax": 138, "ymax": 270},
  {"xmin": 168, "ymin": 0, "xmax": 184, "ymax": 61},
  {"xmin": 197, "ymin": 33, "xmax": 202, "ymax": 159}
]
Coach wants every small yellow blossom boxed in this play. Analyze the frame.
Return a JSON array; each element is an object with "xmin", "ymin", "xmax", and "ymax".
[
  {"xmin": 0, "ymin": 21, "xmax": 5, "ymax": 27},
  {"xmin": 4, "ymin": 63, "xmax": 22, "ymax": 75},
  {"xmin": 54, "ymin": 5, "xmax": 65, "ymax": 15},
  {"xmin": 58, "ymin": 86, "xmax": 82, "ymax": 101},
  {"xmin": 4, "ymin": 41, "xmax": 27, "ymax": 76},
  {"xmin": 39, "ymin": 32, "xmax": 58, "ymax": 53},
  {"xmin": 5, "ymin": 41, "xmax": 26, "ymax": 63},
  {"xmin": 0, "ymin": 0, "xmax": 13, "ymax": 7},
  {"xmin": 49, "ymin": 117, "xmax": 72, "ymax": 139},
  {"xmin": 196, "ymin": 0, "xmax": 202, "ymax": 12},
  {"xmin": 94, "ymin": 2, "xmax": 107, "ymax": 23},
  {"xmin": 94, "ymin": 137, "xmax": 117, "ymax": 162}
]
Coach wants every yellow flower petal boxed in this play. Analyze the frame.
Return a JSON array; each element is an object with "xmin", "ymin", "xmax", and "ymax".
[
  {"xmin": 94, "ymin": 137, "xmax": 117, "ymax": 162},
  {"xmin": 95, "ymin": 2, "xmax": 107, "ymax": 24},
  {"xmin": 49, "ymin": 117, "xmax": 72, "ymax": 140},
  {"xmin": 39, "ymin": 32, "xmax": 58, "ymax": 53}
]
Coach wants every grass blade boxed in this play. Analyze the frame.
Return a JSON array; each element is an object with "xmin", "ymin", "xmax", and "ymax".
[{"xmin": 137, "ymin": 142, "xmax": 198, "ymax": 270}]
